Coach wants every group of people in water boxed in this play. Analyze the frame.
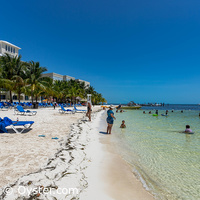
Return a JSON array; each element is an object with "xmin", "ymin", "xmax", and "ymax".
[
  {"xmin": 142, "ymin": 109, "xmax": 184, "ymax": 115},
  {"xmin": 106, "ymin": 106, "xmax": 195, "ymax": 135},
  {"xmin": 142, "ymin": 109, "xmax": 195, "ymax": 133}
]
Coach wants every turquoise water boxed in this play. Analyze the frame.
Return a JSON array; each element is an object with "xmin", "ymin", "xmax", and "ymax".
[{"xmin": 112, "ymin": 108, "xmax": 200, "ymax": 200}]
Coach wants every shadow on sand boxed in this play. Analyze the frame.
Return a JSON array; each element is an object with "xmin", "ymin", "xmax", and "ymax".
[{"xmin": 99, "ymin": 131, "xmax": 109, "ymax": 135}]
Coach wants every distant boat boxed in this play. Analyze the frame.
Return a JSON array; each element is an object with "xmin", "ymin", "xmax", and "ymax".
[
  {"xmin": 155, "ymin": 103, "xmax": 162, "ymax": 106},
  {"xmin": 122, "ymin": 105, "xmax": 142, "ymax": 109},
  {"xmin": 121, "ymin": 101, "xmax": 142, "ymax": 109}
]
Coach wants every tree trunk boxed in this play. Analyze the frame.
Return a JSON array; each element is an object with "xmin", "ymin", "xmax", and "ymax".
[
  {"xmin": 36, "ymin": 96, "xmax": 38, "ymax": 103},
  {"xmin": 31, "ymin": 90, "xmax": 33, "ymax": 104},
  {"xmin": 10, "ymin": 90, "xmax": 13, "ymax": 103},
  {"xmin": 18, "ymin": 91, "xmax": 21, "ymax": 103}
]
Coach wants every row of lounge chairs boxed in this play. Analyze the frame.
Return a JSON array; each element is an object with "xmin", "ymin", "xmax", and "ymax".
[
  {"xmin": 0, "ymin": 102, "xmax": 33, "ymax": 109},
  {"xmin": 0, "ymin": 104, "xmax": 87, "ymax": 134},
  {"xmin": 13, "ymin": 105, "xmax": 86, "ymax": 115},
  {"xmin": 38, "ymin": 103, "xmax": 84, "ymax": 108},
  {"xmin": 1, "ymin": 104, "xmax": 86, "ymax": 116},
  {"xmin": 0, "ymin": 101, "xmax": 84, "ymax": 109},
  {"xmin": 59, "ymin": 105, "xmax": 87, "ymax": 114}
]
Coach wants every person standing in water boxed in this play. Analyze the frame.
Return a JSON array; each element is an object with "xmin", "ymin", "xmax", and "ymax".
[
  {"xmin": 185, "ymin": 125, "xmax": 193, "ymax": 133},
  {"xmin": 106, "ymin": 106, "xmax": 116, "ymax": 134},
  {"xmin": 156, "ymin": 110, "xmax": 158, "ymax": 115}
]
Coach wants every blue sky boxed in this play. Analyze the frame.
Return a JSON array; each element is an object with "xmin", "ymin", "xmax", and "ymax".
[{"xmin": 1, "ymin": 0, "xmax": 200, "ymax": 104}]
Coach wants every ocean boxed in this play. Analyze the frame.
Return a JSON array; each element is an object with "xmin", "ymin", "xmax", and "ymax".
[{"xmin": 111, "ymin": 104, "xmax": 200, "ymax": 200}]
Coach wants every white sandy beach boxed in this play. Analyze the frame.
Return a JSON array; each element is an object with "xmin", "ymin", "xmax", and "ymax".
[{"xmin": 0, "ymin": 106, "xmax": 154, "ymax": 200}]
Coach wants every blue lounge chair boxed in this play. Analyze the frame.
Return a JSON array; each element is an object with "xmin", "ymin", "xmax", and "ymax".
[
  {"xmin": 73, "ymin": 105, "xmax": 86, "ymax": 113},
  {"xmin": 14, "ymin": 105, "xmax": 37, "ymax": 116},
  {"xmin": 0, "ymin": 117, "xmax": 34, "ymax": 133},
  {"xmin": 0, "ymin": 102, "xmax": 9, "ymax": 111},
  {"xmin": 59, "ymin": 105, "xmax": 75, "ymax": 114}
]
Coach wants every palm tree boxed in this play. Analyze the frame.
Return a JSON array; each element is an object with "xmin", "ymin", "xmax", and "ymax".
[
  {"xmin": 53, "ymin": 80, "xmax": 64, "ymax": 102},
  {"xmin": 68, "ymin": 86, "xmax": 79, "ymax": 104},
  {"xmin": 25, "ymin": 61, "xmax": 47, "ymax": 103},
  {"xmin": 0, "ymin": 53, "xmax": 25, "ymax": 103},
  {"xmin": 41, "ymin": 77, "xmax": 55, "ymax": 101},
  {"xmin": 12, "ymin": 59, "xmax": 28, "ymax": 102},
  {"xmin": 0, "ymin": 54, "xmax": 107, "ymax": 105}
]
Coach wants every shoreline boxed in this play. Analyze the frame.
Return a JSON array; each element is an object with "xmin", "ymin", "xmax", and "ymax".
[
  {"xmin": 97, "ymin": 111, "xmax": 154, "ymax": 200},
  {"xmin": 0, "ymin": 107, "xmax": 154, "ymax": 199}
]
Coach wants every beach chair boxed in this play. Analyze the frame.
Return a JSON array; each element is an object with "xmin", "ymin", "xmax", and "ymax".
[
  {"xmin": 0, "ymin": 102, "xmax": 9, "ymax": 111},
  {"xmin": 0, "ymin": 117, "xmax": 34, "ymax": 134},
  {"xmin": 59, "ymin": 105, "xmax": 75, "ymax": 114},
  {"xmin": 14, "ymin": 105, "xmax": 37, "ymax": 116},
  {"xmin": 73, "ymin": 105, "xmax": 86, "ymax": 113}
]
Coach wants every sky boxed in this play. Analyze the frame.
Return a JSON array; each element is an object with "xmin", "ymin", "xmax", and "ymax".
[{"xmin": 1, "ymin": 0, "xmax": 200, "ymax": 104}]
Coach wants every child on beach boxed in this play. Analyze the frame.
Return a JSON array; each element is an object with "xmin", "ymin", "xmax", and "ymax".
[{"xmin": 120, "ymin": 120, "xmax": 126, "ymax": 128}]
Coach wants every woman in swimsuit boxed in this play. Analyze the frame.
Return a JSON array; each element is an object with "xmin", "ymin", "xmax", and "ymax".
[
  {"xmin": 86, "ymin": 102, "xmax": 92, "ymax": 121},
  {"xmin": 106, "ymin": 106, "xmax": 116, "ymax": 134}
]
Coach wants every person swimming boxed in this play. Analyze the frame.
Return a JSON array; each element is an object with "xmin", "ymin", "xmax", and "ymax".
[
  {"xmin": 185, "ymin": 125, "xmax": 193, "ymax": 133},
  {"xmin": 149, "ymin": 111, "xmax": 151, "ymax": 114},
  {"xmin": 120, "ymin": 120, "xmax": 126, "ymax": 128},
  {"xmin": 155, "ymin": 110, "xmax": 158, "ymax": 115},
  {"xmin": 143, "ymin": 111, "xmax": 145, "ymax": 114}
]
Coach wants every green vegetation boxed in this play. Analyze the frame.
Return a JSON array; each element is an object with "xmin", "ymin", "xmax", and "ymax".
[{"xmin": 0, "ymin": 53, "xmax": 106, "ymax": 104}]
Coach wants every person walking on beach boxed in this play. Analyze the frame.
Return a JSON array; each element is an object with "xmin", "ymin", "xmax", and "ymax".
[
  {"xmin": 106, "ymin": 106, "xmax": 116, "ymax": 134},
  {"xmin": 86, "ymin": 102, "xmax": 92, "ymax": 121},
  {"xmin": 53, "ymin": 100, "xmax": 57, "ymax": 109}
]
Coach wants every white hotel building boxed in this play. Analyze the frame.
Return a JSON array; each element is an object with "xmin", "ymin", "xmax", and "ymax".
[
  {"xmin": 0, "ymin": 41, "xmax": 90, "ymax": 102},
  {"xmin": 0, "ymin": 40, "xmax": 21, "ymax": 58},
  {"xmin": 42, "ymin": 72, "xmax": 90, "ymax": 88}
]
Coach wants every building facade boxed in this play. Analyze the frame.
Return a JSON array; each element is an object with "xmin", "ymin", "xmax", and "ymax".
[
  {"xmin": 0, "ymin": 41, "xmax": 23, "ymax": 101},
  {"xmin": 42, "ymin": 72, "xmax": 90, "ymax": 87},
  {"xmin": 0, "ymin": 40, "xmax": 21, "ymax": 57},
  {"xmin": 75, "ymin": 79, "xmax": 90, "ymax": 88},
  {"xmin": 42, "ymin": 72, "xmax": 75, "ymax": 82}
]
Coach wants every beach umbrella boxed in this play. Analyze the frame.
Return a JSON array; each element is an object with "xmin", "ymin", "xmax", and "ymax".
[{"xmin": 76, "ymin": 96, "xmax": 82, "ymax": 100}]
